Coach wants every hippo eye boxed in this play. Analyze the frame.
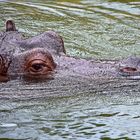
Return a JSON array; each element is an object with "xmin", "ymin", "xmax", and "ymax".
[
  {"xmin": 24, "ymin": 50, "xmax": 56, "ymax": 77},
  {"xmin": 25, "ymin": 59, "xmax": 53, "ymax": 76},
  {"xmin": 29, "ymin": 62, "xmax": 52, "ymax": 74},
  {"xmin": 31, "ymin": 63, "xmax": 46, "ymax": 72}
]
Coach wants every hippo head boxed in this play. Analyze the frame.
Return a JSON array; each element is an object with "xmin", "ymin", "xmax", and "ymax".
[
  {"xmin": 0, "ymin": 48, "xmax": 56, "ymax": 81},
  {"xmin": 0, "ymin": 20, "xmax": 58, "ymax": 81},
  {"xmin": 1, "ymin": 20, "xmax": 140, "ymax": 82}
]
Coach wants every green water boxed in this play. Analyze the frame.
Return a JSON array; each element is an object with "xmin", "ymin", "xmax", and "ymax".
[{"xmin": 0, "ymin": 0, "xmax": 140, "ymax": 140}]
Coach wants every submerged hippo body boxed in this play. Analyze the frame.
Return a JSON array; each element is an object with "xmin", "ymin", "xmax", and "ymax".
[{"xmin": 0, "ymin": 20, "xmax": 139, "ymax": 81}]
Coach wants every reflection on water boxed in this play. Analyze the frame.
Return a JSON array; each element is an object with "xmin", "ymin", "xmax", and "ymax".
[
  {"xmin": 1, "ymin": 82, "xmax": 140, "ymax": 139},
  {"xmin": 0, "ymin": 0, "xmax": 140, "ymax": 139}
]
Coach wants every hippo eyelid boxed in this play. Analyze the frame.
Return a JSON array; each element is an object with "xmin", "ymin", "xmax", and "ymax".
[
  {"xmin": 27, "ymin": 59, "xmax": 48, "ymax": 65},
  {"xmin": 31, "ymin": 63, "xmax": 46, "ymax": 68},
  {"xmin": 26, "ymin": 59, "xmax": 53, "ymax": 71},
  {"xmin": 31, "ymin": 63, "xmax": 49, "ymax": 72}
]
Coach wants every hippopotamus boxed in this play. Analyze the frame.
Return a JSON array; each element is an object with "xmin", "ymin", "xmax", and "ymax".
[{"xmin": 0, "ymin": 20, "xmax": 140, "ymax": 82}]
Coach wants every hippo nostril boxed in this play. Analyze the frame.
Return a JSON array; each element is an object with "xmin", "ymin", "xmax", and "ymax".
[
  {"xmin": 123, "ymin": 67, "xmax": 137, "ymax": 72},
  {"xmin": 120, "ymin": 67, "xmax": 138, "ymax": 73}
]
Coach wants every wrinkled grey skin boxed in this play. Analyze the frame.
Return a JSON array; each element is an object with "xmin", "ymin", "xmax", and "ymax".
[
  {"xmin": 0, "ymin": 20, "xmax": 140, "ymax": 81},
  {"xmin": 0, "ymin": 31, "xmax": 64, "ymax": 72},
  {"xmin": 0, "ymin": 21, "xmax": 64, "ymax": 80}
]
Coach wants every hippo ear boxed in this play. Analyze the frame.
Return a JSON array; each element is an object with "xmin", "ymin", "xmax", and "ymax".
[{"xmin": 6, "ymin": 20, "xmax": 16, "ymax": 32}]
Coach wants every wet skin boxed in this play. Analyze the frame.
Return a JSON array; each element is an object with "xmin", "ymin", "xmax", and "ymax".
[{"xmin": 0, "ymin": 20, "xmax": 140, "ymax": 81}]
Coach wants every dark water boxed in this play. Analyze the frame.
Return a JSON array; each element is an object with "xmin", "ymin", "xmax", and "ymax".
[{"xmin": 0, "ymin": 0, "xmax": 140, "ymax": 139}]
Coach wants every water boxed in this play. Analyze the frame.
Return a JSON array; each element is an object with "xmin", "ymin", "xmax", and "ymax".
[{"xmin": 0, "ymin": 0, "xmax": 140, "ymax": 139}]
